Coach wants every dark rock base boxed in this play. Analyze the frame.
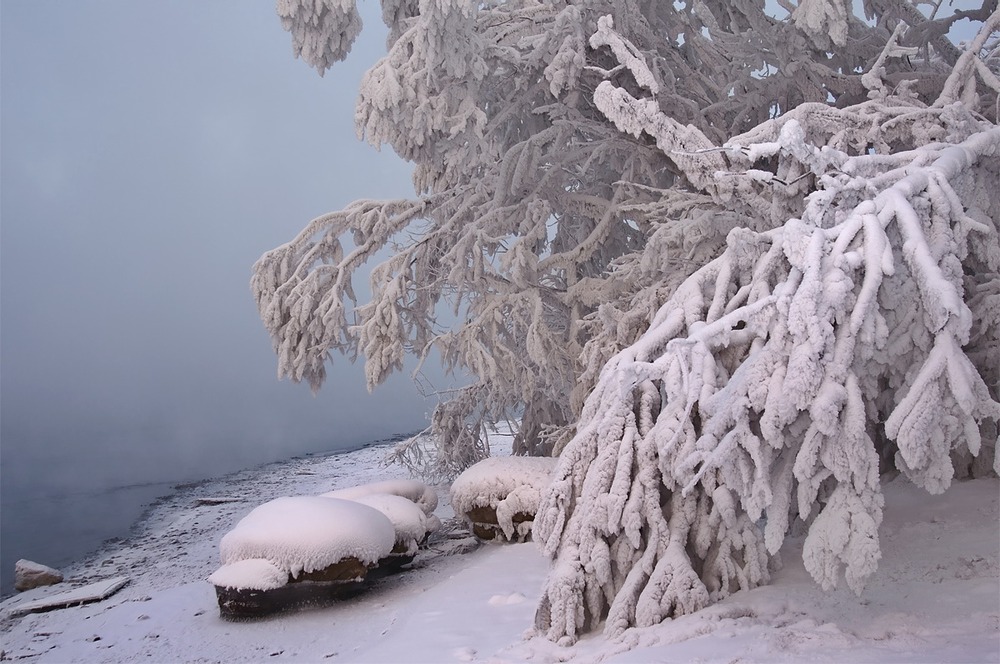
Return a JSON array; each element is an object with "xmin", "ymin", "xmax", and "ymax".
[
  {"xmin": 214, "ymin": 552, "xmax": 417, "ymax": 620},
  {"xmin": 465, "ymin": 506, "xmax": 535, "ymax": 543}
]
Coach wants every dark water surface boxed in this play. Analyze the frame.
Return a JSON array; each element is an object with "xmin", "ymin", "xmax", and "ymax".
[
  {"xmin": 0, "ymin": 434, "xmax": 414, "ymax": 597},
  {"xmin": 0, "ymin": 481, "xmax": 177, "ymax": 596}
]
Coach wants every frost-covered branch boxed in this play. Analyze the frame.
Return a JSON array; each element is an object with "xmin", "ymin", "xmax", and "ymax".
[
  {"xmin": 259, "ymin": 0, "xmax": 998, "ymax": 485},
  {"xmin": 534, "ymin": 114, "xmax": 1000, "ymax": 642}
]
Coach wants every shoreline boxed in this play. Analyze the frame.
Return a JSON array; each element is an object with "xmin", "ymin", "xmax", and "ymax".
[
  {"xmin": 1, "ymin": 432, "xmax": 420, "ymax": 602},
  {"xmin": 0, "ymin": 433, "xmax": 996, "ymax": 662}
]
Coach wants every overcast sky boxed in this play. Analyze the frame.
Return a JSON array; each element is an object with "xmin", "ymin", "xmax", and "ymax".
[{"xmin": 1, "ymin": 1, "xmax": 438, "ymax": 500}]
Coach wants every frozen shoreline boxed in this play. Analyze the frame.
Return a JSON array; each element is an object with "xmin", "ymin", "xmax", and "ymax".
[
  {"xmin": 34, "ymin": 435, "xmax": 425, "ymax": 599},
  {"xmin": 1, "ymin": 430, "xmax": 997, "ymax": 663},
  {"xmin": 0, "ymin": 433, "xmax": 418, "ymax": 601}
]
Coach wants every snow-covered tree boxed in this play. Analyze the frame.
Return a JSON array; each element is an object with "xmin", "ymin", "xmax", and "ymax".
[
  {"xmin": 533, "ymin": 9, "xmax": 1000, "ymax": 643},
  {"xmin": 255, "ymin": 0, "xmax": 999, "ymax": 640},
  {"xmin": 255, "ymin": 0, "xmax": 996, "ymax": 476}
]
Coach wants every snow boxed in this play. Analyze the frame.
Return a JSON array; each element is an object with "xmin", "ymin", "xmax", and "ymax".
[
  {"xmin": 0, "ymin": 440, "xmax": 996, "ymax": 663},
  {"xmin": 207, "ymin": 559, "xmax": 288, "ymax": 592},
  {"xmin": 218, "ymin": 496, "xmax": 396, "ymax": 580},
  {"xmin": 451, "ymin": 456, "xmax": 558, "ymax": 538},
  {"xmin": 348, "ymin": 493, "xmax": 430, "ymax": 550},
  {"xmin": 322, "ymin": 478, "xmax": 439, "ymax": 515}
]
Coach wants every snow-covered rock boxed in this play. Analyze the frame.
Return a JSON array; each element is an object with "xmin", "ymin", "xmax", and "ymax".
[
  {"xmin": 216, "ymin": 496, "xmax": 396, "ymax": 582},
  {"xmin": 209, "ymin": 495, "xmax": 400, "ymax": 618},
  {"xmin": 348, "ymin": 494, "xmax": 430, "ymax": 554},
  {"xmin": 14, "ymin": 559, "xmax": 63, "ymax": 592},
  {"xmin": 322, "ymin": 479, "xmax": 438, "ymax": 516},
  {"xmin": 207, "ymin": 559, "xmax": 287, "ymax": 592},
  {"xmin": 451, "ymin": 456, "xmax": 558, "ymax": 542}
]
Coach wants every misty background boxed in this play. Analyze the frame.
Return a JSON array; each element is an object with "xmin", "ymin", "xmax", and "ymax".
[{"xmin": 1, "ymin": 2, "xmax": 440, "ymax": 592}]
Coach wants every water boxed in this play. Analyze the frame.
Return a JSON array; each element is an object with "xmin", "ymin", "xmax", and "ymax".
[
  {"xmin": 0, "ymin": 481, "xmax": 177, "ymax": 596},
  {"xmin": 0, "ymin": 433, "xmax": 418, "ymax": 597}
]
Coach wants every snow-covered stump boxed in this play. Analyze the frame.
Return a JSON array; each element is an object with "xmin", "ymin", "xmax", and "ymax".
[
  {"xmin": 451, "ymin": 457, "xmax": 558, "ymax": 543},
  {"xmin": 208, "ymin": 496, "xmax": 395, "ymax": 619}
]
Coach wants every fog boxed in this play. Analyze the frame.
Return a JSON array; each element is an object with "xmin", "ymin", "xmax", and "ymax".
[{"xmin": 1, "ymin": 1, "xmax": 439, "ymax": 587}]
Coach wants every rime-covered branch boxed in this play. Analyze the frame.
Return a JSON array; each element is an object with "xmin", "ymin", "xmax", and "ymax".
[
  {"xmin": 534, "ymin": 108, "xmax": 1000, "ymax": 643},
  {"xmin": 258, "ymin": 0, "xmax": 998, "ymax": 485}
]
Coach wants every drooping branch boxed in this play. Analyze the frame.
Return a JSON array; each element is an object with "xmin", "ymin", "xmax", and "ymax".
[{"xmin": 534, "ymin": 104, "xmax": 1000, "ymax": 643}]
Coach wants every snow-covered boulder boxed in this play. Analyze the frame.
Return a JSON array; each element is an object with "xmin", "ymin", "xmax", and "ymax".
[
  {"xmin": 217, "ymin": 496, "xmax": 395, "ymax": 577},
  {"xmin": 322, "ymin": 479, "xmax": 442, "ymax": 561},
  {"xmin": 322, "ymin": 479, "xmax": 438, "ymax": 516},
  {"xmin": 209, "ymin": 496, "xmax": 396, "ymax": 618},
  {"xmin": 14, "ymin": 559, "xmax": 63, "ymax": 592},
  {"xmin": 451, "ymin": 456, "xmax": 558, "ymax": 542},
  {"xmin": 349, "ymin": 494, "xmax": 429, "ymax": 553}
]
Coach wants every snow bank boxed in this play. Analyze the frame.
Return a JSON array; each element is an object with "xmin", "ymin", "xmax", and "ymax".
[
  {"xmin": 217, "ymin": 496, "xmax": 395, "ymax": 581},
  {"xmin": 451, "ymin": 456, "xmax": 558, "ymax": 539},
  {"xmin": 322, "ymin": 479, "xmax": 438, "ymax": 515}
]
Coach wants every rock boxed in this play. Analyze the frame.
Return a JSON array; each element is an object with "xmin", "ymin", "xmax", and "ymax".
[
  {"xmin": 14, "ymin": 559, "xmax": 63, "ymax": 592},
  {"xmin": 213, "ymin": 557, "xmax": 372, "ymax": 620},
  {"xmin": 450, "ymin": 456, "xmax": 557, "ymax": 543},
  {"xmin": 464, "ymin": 505, "xmax": 536, "ymax": 543}
]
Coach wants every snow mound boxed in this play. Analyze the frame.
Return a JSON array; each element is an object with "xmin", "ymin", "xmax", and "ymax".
[
  {"xmin": 208, "ymin": 558, "xmax": 288, "ymax": 591},
  {"xmin": 349, "ymin": 494, "xmax": 430, "ymax": 551},
  {"xmin": 451, "ymin": 456, "xmax": 558, "ymax": 539},
  {"xmin": 322, "ymin": 479, "xmax": 438, "ymax": 515},
  {"xmin": 218, "ymin": 496, "xmax": 395, "ymax": 580}
]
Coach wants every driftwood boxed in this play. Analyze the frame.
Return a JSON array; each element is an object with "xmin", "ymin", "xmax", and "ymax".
[{"xmin": 7, "ymin": 577, "xmax": 130, "ymax": 616}]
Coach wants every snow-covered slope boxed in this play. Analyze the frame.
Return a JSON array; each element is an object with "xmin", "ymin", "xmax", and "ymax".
[{"xmin": 1, "ymin": 437, "xmax": 996, "ymax": 663}]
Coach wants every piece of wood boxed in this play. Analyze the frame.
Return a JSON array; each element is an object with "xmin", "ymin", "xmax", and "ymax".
[
  {"xmin": 7, "ymin": 577, "xmax": 130, "ymax": 616},
  {"xmin": 194, "ymin": 497, "xmax": 243, "ymax": 506}
]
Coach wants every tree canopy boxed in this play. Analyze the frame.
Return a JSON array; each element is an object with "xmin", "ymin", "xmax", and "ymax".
[{"xmin": 256, "ymin": 0, "xmax": 999, "ymax": 641}]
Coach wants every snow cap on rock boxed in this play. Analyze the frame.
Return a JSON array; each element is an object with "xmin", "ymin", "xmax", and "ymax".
[
  {"xmin": 347, "ymin": 493, "xmax": 430, "ymax": 550},
  {"xmin": 322, "ymin": 479, "xmax": 438, "ymax": 516},
  {"xmin": 219, "ymin": 496, "xmax": 396, "ymax": 579},
  {"xmin": 208, "ymin": 558, "xmax": 289, "ymax": 591}
]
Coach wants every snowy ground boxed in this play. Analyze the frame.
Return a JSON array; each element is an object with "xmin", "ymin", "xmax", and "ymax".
[{"xmin": 1, "ymin": 431, "xmax": 997, "ymax": 663}]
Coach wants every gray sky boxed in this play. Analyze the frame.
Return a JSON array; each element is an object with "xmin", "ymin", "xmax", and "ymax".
[{"xmin": 1, "ymin": 1, "xmax": 437, "ymax": 498}]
